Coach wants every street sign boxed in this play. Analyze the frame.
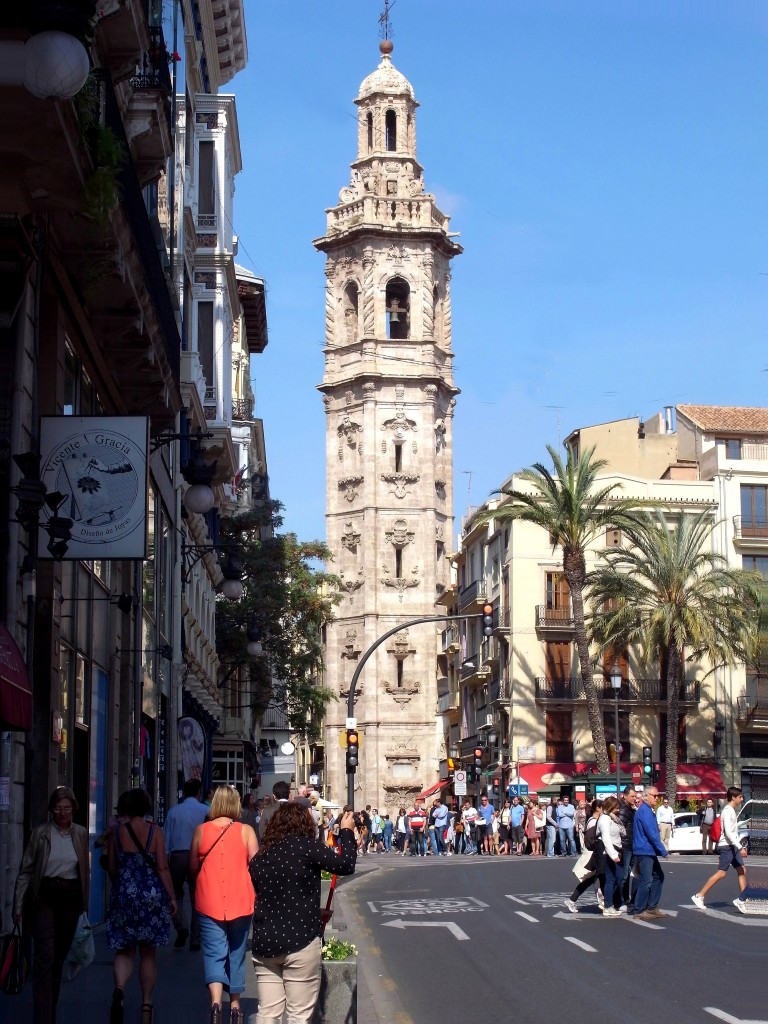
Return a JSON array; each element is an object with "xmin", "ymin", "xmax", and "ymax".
[{"xmin": 454, "ymin": 770, "xmax": 467, "ymax": 796}]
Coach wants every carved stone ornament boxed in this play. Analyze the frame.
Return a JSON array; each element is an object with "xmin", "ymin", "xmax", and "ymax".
[
  {"xmin": 435, "ymin": 479, "xmax": 446, "ymax": 499},
  {"xmin": 381, "ymin": 566, "xmax": 420, "ymax": 601},
  {"xmin": 435, "ymin": 524, "xmax": 444, "ymax": 540},
  {"xmin": 382, "ymin": 784, "xmax": 421, "ymax": 802},
  {"xmin": 345, "ymin": 390, "xmax": 354, "ymax": 406},
  {"xmin": 339, "ymin": 680, "xmax": 363, "ymax": 703},
  {"xmin": 362, "ymin": 382, "xmax": 376, "ymax": 400},
  {"xmin": 340, "ymin": 522, "xmax": 361, "ymax": 552},
  {"xmin": 381, "ymin": 409, "xmax": 417, "ymax": 438},
  {"xmin": 337, "ymin": 415, "xmax": 363, "ymax": 460},
  {"xmin": 340, "ymin": 628, "xmax": 362, "ymax": 660},
  {"xmin": 338, "ymin": 476, "xmax": 363, "ymax": 502},
  {"xmin": 385, "ymin": 519, "xmax": 414, "ymax": 549},
  {"xmin": 339, "ymin": 569, "xmax": 364, "ymax": 598},
  {"xmin": 385, "ymin": 683, "xmax": 420, "ymax": 706},
  {"xmin": 395, "ymin": 384, "xmax": 405, "ymax": 401},
  {"xmin": 381, "ymin": 472, "xmax": 420, "ymax": 499},
  {"xmin": 386, "ymin": 244, "xmax": 410, "ymax": 265},
  {"xmin": 385, "ymin": 629, "xmax": 416, "ymax": 660}
]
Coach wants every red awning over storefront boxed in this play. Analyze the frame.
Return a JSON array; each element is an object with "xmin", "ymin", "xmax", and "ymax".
[
  {"xmin": 0, "ymin": 623, "xmax": 32, "ymax": 730},
  {"xmin": 415, "ymin": 779, "xmax": 451, "ymax": 801},
  {"xmin": 517, "ymin": 762, "xmax": 727, "ymax": 800},
  {"xmin": 662, "ymin": 763, "xmax": 727, "ymax": 799}
]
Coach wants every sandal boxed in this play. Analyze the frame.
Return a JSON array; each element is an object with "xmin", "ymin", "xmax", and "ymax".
[
  {"xmin": 229, "ymin": 1009, "xmax": 243, "ymax": 1024},
  {"xmin": 140, "ymin": 1004, "xmax": 154, "ymax": 1024},
  {"xmin": 110, "ymin": 988, "xmax": 124, "ymax": 1024}
]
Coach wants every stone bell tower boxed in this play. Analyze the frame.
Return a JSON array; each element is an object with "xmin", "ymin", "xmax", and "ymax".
[{"xmin": 315, "ymin": 40, "xmax": 461, "ymax": 810}]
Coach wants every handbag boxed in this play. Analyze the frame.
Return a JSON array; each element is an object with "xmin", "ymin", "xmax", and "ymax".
[
  {"xmin": 0, "ymin": 923, "xmax": 29, "ymax": 996},
  {"xmin": 572, "ymin": 849, "xmax": 596, "ymax": 883},
  {"xmin": 62, "ymin": 912, "xmax": 95, "ymax": 983}
]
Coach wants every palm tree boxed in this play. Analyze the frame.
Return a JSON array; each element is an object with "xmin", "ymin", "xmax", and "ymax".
[
  {"xmin": 589, "ymin": 508, "xmax": 759, "ymax": 801},
  {"xmin": 483, "ymin": 444, "xmax": 647, "ymax": 773}
]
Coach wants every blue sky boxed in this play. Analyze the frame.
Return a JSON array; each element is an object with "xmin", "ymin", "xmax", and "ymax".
[{"xmin": 226, "ymin": 1, "xmax": 768, "ymax": 545}]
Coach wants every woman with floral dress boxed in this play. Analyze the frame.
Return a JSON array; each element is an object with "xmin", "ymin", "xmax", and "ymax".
[{"xmin": 106, "ymin": 788, "xmax": 176, "ymax": 1024}]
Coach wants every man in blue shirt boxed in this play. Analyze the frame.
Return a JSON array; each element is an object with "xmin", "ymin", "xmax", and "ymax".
[
  {"xmin": 631, "ymin": 786, "xmax": 669, "ymax": 921},
  {"xmin": 477, "ymin": 795, "xmax": 495, "ymax": 855},
  {"xmin": 509, "ymin": 796, "xmax": 527, "ymax": 855},
  {"xmin": 164, "ymin": 778, "xmax": 208, "ymax": 949},
  {"xmin": 556, "ymin": 795, "xmax": 576, "ymax": 856},
  {"xmin": 430, "ymin": 799, "xmax": 450, "ymax": 856}
]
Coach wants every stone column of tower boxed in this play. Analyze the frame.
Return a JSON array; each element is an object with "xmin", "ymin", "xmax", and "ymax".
[{"xmin": 315, "ymin": 41, "xmax": 461, "ymax": 811}]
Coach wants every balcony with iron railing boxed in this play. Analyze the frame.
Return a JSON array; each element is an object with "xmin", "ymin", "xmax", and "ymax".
[
  {"xmin": 534, "ymin": 676, "xmax": 700, "ymax": 705},
  {"xmin": 442, "ymin": 625, "xmax": 460, "ymax": 653},
  {"xmin": 700, "ymin": 442, "xmax": 768, "ymax": 480},
  {"xmin": 461, "ymin": 652, "xmax": 491, "ymax": 683},
  {"xmin": 535, "ymin": 604, "xmax": 574, "ymax": 633},
  {"xmin": 489, "ymin": 678, "xmax": 512, "ymax": 704},
  {"xmin": 438, "ymin": 690, "xmax": 460, "ymax": 714},
  {"xmin": 232, "ymin": 397, "xmax": 254, "ymax": 421},
  {"xmin": 494, "ymin": 605, "xmax": 511, "ymax": 634},
  {"xmin": 458, "ymin": 578, "xmax": 487, "ymax": 612},
  {"xmin": 733, "ymin": 516, "xmax": 768, "ymax": 543},
  {"xmin": 737, "ymin": 694, "xmax": 768, "ymax": 725}
]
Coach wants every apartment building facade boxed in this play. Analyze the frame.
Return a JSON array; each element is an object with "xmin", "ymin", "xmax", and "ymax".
[{"xmin": 438, "ymin": 405, "xmax": 768, "ymax": 805}]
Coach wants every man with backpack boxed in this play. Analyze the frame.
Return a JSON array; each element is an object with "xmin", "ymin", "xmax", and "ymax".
[{"xmin": 691, "ymin": 787, "xmax": 748, "ymax": 913}]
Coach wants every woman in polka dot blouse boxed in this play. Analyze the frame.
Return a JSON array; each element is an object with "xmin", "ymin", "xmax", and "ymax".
[{"xmin": 249, "ymin": 803, "xmax": 356, "ymax": 1024}]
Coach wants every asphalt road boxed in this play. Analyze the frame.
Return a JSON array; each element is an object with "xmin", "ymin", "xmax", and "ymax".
[{"xmin": 342, "ymin": 854, "xmax": 767, "ymax": 1024}]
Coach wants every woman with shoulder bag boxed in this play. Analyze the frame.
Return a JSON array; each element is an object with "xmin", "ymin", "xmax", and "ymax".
[
  {"xmin": 564, "ymin": 799, "xmax": 606, "ymax": 914},
  {"xmin": 597, "ymin": 795, "xmax": 627, "ymax": 917},
  {"xmin": 189, "ymin": 785, "xmax": 258, "ymax": 1024},
  {"xmin": 13, "ymin": 786, "xmax": 90, "ymax": 1024},
  {"xmin": 106, "ymin": 788, "xmax": 176, "ymax": 1024}
]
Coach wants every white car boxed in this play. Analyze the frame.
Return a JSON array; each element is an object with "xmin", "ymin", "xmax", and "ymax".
[{"xmin": 666, "ymin": 811, "xmax": 705, "ymax": 854}]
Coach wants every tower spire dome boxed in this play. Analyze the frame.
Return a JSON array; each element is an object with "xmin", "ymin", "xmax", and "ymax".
[{"xmin": 357, "ymin": 47, "xmax": 415, "ymax": 101}]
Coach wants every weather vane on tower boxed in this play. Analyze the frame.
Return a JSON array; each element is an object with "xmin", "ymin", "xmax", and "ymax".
[{"xmin": 378, "ymin": 0, "xmax": 395, "ymax": 42}]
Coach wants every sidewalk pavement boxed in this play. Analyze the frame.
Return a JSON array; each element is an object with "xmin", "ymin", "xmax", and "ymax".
[{"xmin": 6, "ymin": 857, "xmax": 390, "ymax": 1024}]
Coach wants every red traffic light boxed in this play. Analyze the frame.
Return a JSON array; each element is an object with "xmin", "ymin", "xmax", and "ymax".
[
  {"xmin": 474, "ymin": 747, "xmax": 483, "ymax": 758},
  {"xmin": 481, "ymin": 603, "xmax": 494, "ymax": 637}
]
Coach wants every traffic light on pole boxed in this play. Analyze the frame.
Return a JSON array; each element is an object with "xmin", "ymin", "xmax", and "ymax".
[
  {"xmin": 346, "ymin": 728, "xmax": 359, "ymax": 774},
  {"xmin": 642, "ymin": 746, "xmax": 653, "ymax": 780},
  {"xmin": 481, "ymin": 603, "xmax": 494, "ymax": 638},
  {"xmin": 652, "ymin": 763, "xmax": 661, "ymax": 783},
  {"xmin": 474, "ymin": 746, "xmax": 484, "ymax": 772}
]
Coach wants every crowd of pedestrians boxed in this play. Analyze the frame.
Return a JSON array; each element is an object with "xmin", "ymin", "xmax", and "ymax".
[
  {"xmin": 12, "ymin": 776, "xmax": 750, "ymax": 1024},
  {"xmin": 13, "ymin": 781, "xmax": 355, "ymax": 1024}
]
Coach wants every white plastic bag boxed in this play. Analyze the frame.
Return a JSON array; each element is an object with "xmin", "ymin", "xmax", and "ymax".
[{"xmin": 62, "ymin": 913, "xmax": 95, "ymax": 982}]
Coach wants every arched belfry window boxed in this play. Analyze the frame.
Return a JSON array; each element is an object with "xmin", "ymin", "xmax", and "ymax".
[
  {"xmin": 385, "ymin": 109, "xmax": 397, "ymax": 152},
  {"xmin": 343, "ymin": 282, "xmax": 360, "ymax": 343},
  {"xmin": 366, "ymin": 111, "xmax": 373, "ymax": 153},
  {"xmin": 386, "ymin": 277, "xmax": 409, "ymax": 339}
]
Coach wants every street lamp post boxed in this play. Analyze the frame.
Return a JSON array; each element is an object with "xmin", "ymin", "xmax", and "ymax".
[{"xmin": 610, "ymin": 663, "xmax": 622, "ymax": 796}]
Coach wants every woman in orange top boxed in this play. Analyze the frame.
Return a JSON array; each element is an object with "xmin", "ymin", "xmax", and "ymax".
[{"xmin": 190, "ymin": 786, "xmax": 258, "ymax": 1024}]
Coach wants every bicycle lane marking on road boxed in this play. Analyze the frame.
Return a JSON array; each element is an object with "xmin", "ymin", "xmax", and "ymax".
[
  {"xmin": 564, "ymin": 937, "xmax": 597, "ymax": 953},
  {"xmin": 513, "ymin": 911, "xmax": 539, "ymax": 923},
  {"xmin": 366, "ymin": 896, "xmax": 489, "ymax": 915},
  {"xmin": 704, "ymin": 1009, "xmax": 768, "ymax": 1024},
  {"xmin": 681, "ymin": 904, "xmax": 768, "ymax": 927}
]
